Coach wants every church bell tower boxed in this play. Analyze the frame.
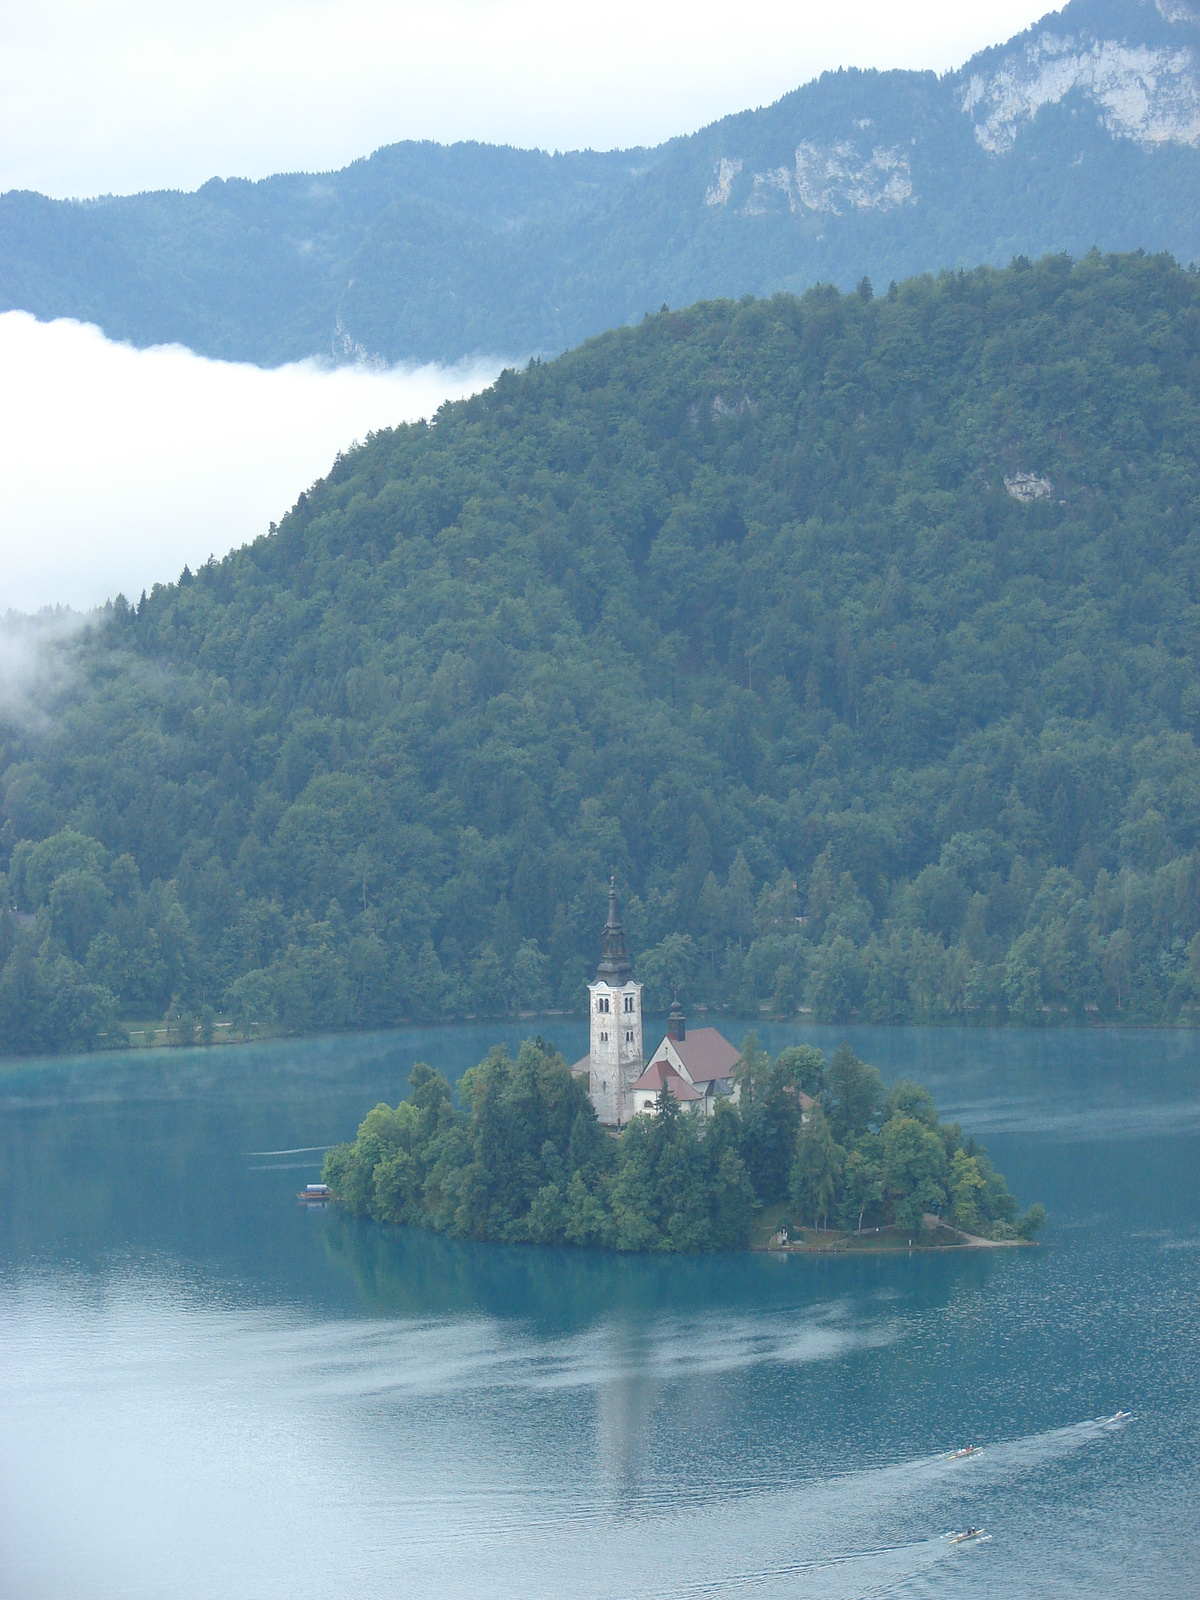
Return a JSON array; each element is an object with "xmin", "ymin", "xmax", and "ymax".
[{"xmin": 587, "ymin": 879, "xmax": 643, "ymax": 1126}]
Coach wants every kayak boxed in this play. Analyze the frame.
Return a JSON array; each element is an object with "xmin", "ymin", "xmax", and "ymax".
[{"xmin": 947, "ymin": 1529, "xmax": 988, "ymax": 1545}]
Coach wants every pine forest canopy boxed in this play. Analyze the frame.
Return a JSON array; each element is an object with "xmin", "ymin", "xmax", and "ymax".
[
  {"xmin": 2, "ymin": 0, "xmax": 1199, "ymax": 366},
  {"xmin": 3, "ymin": 250, "xmax": 1200, "ymax": 1053}
]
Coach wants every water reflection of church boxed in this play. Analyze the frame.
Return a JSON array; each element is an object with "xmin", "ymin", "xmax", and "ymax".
[{"xmin": 572, "ymin": 882, "xmax": 741, "ymax": 1127}]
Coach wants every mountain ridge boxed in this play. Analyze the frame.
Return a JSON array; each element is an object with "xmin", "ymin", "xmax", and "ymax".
[{"xmin": 2, "ymin": 0, "xmax": 1198, "ymax": 365}]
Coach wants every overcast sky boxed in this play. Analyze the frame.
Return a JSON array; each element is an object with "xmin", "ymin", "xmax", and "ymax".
[
  {"xmin": 2, "ymin": 0, "xmax": 1051, "ymax": 198},
  {"xmin": 0, "ymin": 314, "xmax": 500, "ymax": 613}
]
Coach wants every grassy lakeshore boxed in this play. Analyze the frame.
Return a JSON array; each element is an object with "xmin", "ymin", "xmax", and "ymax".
[
  {"xmin": 757, "ymin": 1225, "xmax": 1034, "ymax": 1254},
  {"xmin": 751, "ymin": 1202, "xmax": 1034, "ymax": 1254}
]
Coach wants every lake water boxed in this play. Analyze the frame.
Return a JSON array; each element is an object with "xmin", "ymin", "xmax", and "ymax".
[{"xmin": 2, "ymin": 1020, "xmax": 1198, "ymax": 1598}]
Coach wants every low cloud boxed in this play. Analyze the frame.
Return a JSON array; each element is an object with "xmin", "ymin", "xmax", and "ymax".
[
  {"xmin": 0, "ymin": 608, "xmax": 92, "ymax": 729},
  {"xmin": 0, "ymin": 312, "xmax": 502, "ymax": 614}
]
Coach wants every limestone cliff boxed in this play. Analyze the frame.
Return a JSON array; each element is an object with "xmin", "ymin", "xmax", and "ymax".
[{"xmin": 2, "ymin": 0, "xmax": 1197, "ymax": 365}]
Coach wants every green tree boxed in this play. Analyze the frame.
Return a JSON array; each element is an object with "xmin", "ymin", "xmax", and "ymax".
[
  {"xmin": 948, "ymin": 1149, "xmax": 986, "ymax": 1234},
  {"xmin": 824, "ymin": 1044, "xmax": 884, "ymax": 1144},
  {"xmin": 732, "ymin": 1031, "xmax": 771, "ymax": 1104},
  {"xmin": 774, "ymin": 1045, "xmax": 826, "ymax": 1097},
  {"xmin": 1103, "ymin": 928, "xmax": 1134, "ymax": 1011},
  {"xmin": 710, "ymin": 1144, "xmax": 758, "ymax": 1250},
  {"xmin": 563, "ymin": 1171, "xmax": 612, "ymax": 1247},
  {"xmin": 839, "ymin": 1137, "xmax": 883, "ymax": 1234},
  {"xmin": 228, "ymin": 969, "xmax": 274, "ymax": 1039},
  {"xmin": 808, "ymin": 936, "xmax": 863, "ymax": 1022},
  {"xmin": 637, "ymin": 934, "xmax": 699, "ymax": 1011},
  {"xmin": 164, "ymin": 995, "xmax": 196, "ymax": 1047},
  {"xmin": 1003, "ymin": 934, "xmax": 1045, "ymax": 1023},
  {"xmin": 740, "ymin": 1044, "xmax": 814, "ymax": 1202},
  {"xmin": 48, "ymin": 870, "xmax": 111, "ymax": 962},
  {"xmin": 882, "ymin": 1115, "xmax": 947, "ymax": 1234},
  {"xmin": 511, "ymin": 939, "xmax": 549, "ymax": 1010},
  {"xmin": 789, "ymin": 1104, "xmax": 844, "ymax": 1230},
  {"xmin": 884, "ymin": 1081, "xmax": 939, "ymax": 1128},
  {"xmin": 527, "ymin": 1181, "xmax": 565, "ymax": 1242},
  {"xmin": 1016, "ymin": 1201, "xmax": 1047, "ymax": 1240}
]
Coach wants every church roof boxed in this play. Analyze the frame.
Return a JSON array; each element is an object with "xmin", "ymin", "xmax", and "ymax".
[
  {"xmin": 662, "ymin": 1026, "xmax": 740, "ymax": 1084},
  {"xmin": 594, "ymin": 878, "xmax": 633, "ymax": 985},
  {"xmin": 631, "ymin": 1060, "xmax": 702, "ymax": 1101}
]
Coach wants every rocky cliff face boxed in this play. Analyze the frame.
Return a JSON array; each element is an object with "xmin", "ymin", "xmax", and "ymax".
[
  {"xmin": 2, "ymin": 0, "xmax": 1198, "ymax": 365},
  {"xmin": 698, "ymin": 0, "xmax": 1200, "ymax": 224},
  {"xmin": 705, "ymin": 139, "xmax": 915, "ymax": 217},
  {"xmin": 960, "ymin": 3, "xmax": 1200, "ymax": 153}
]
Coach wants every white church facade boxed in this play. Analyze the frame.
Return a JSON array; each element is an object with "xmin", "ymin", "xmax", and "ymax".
[{"xmin": 572, "ymin": 882, "xmax": 741, "ymax": 1127}]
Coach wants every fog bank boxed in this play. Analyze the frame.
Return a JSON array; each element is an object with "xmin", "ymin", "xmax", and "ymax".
[{"xmin": 0, "ymin": 314, "xmax": 502, "ymax": 613}]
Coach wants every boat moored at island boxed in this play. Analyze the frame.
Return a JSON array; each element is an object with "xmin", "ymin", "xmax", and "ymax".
[{"xmin": 297, "ymin": 1183, "xmax": 332, "ymax": 1204}]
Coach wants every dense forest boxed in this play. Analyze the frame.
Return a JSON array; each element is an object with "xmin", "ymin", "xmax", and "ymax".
[
  {"xmin": 3, "ymin": 250, "xmax": 1200, "ymax": 1054},
  {"xmin": 323, "ymin": 1035, "xmax": 1043, "ymax": 1252},
  {"xmin": 2, "ymin": 0, "xmax": 1198, "ymax": 365}
]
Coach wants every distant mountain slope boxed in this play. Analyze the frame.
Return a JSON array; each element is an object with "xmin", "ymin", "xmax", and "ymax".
[
  {"xmin": 2, "ymin": 0, "xmax": 1197, "ymax": 365},
  {"xmin": 0, "ymin": 145, "xmax": 647, "ymax": 365},
  {"xmin": 3, "ymin": 250, "xmax": 1200, "ymax": 1053}
]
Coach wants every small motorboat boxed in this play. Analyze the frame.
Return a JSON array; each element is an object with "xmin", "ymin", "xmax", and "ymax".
[
  {"xmin": 948, "ymin": 1445, "xmax": 982, "ymax": 1459},
  {"xmin": 947, "ymin": 1527, "xmax": 988, "ymax": 1545},
  {"xmin": 297, "ymin": 1182, "xmax": 332, "ymax": 1203}
]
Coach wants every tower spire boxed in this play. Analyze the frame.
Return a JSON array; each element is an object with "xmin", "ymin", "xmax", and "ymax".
[
  {"xmin": 668, "ymin": 990, "xmax": 686, "ymax": 1042},
  {"xmin": 595, "ymin": 875, "xmax": 633, "ymax": 984}
]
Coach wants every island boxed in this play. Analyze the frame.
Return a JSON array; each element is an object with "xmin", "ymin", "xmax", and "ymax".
[{"xmin": 321, "ymin": 1034, "xmax": 1045, "ymax": 1255}]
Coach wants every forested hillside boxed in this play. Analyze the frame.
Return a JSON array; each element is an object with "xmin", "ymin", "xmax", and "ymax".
[
  {"xmin": 3, "ymin": 0, "xmax": 1199, "ymax": 365},
  {"xmin": 4, "ymin": 250, "xmax": 1200, "ymax": 1053}
]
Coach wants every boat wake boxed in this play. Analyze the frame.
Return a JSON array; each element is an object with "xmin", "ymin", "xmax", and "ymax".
[{"xmin": 1, "ymin": 1271, "xmax": 1145, "ymax": 1600}]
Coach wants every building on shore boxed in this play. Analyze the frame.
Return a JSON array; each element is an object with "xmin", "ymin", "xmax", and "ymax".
[
  {"xmin": 631, "ymin": 994, "xmax": 740, "ymax": 1118},
  {"xmin": 572, "ymin": 883, "xmax": 741, "ymax": 1126},
  {"xmin": 628, "ymin": 1055, "xmax": 702, "ymax": 1118}
]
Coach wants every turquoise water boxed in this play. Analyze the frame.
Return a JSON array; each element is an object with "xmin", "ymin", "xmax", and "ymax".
[{"xmin": 1, "ymin": 1021, "xmax": 1198, "ymax": 1598}]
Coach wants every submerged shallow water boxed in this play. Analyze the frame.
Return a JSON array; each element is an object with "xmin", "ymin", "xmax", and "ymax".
[{"xmin": 1, "ymin": 1021, "xmax": 1198, "ymax": 1598}]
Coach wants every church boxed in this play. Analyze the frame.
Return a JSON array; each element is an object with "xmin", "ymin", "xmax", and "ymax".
[{"xmin": 572, "ymin": 882, "xmax": 742, "ymax": 1127}]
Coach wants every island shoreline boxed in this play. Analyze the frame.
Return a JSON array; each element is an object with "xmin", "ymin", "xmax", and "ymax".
[{"xmin": 755, "ymin": 1220, "xmax": 1036, "ymax": 1255}]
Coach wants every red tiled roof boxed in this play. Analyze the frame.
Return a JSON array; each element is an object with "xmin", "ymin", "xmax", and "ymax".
[
  {"xmin": 783, "ymin": 1086, "xmax": 817, "ymax": 1111},
  {"xmin": 631, "ymin": 1060, "xmax": 702, "ymax": 1101},
  {"xmin": 663, "ymin": 1026, "xmax": 740, "ymax": 1084}
]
